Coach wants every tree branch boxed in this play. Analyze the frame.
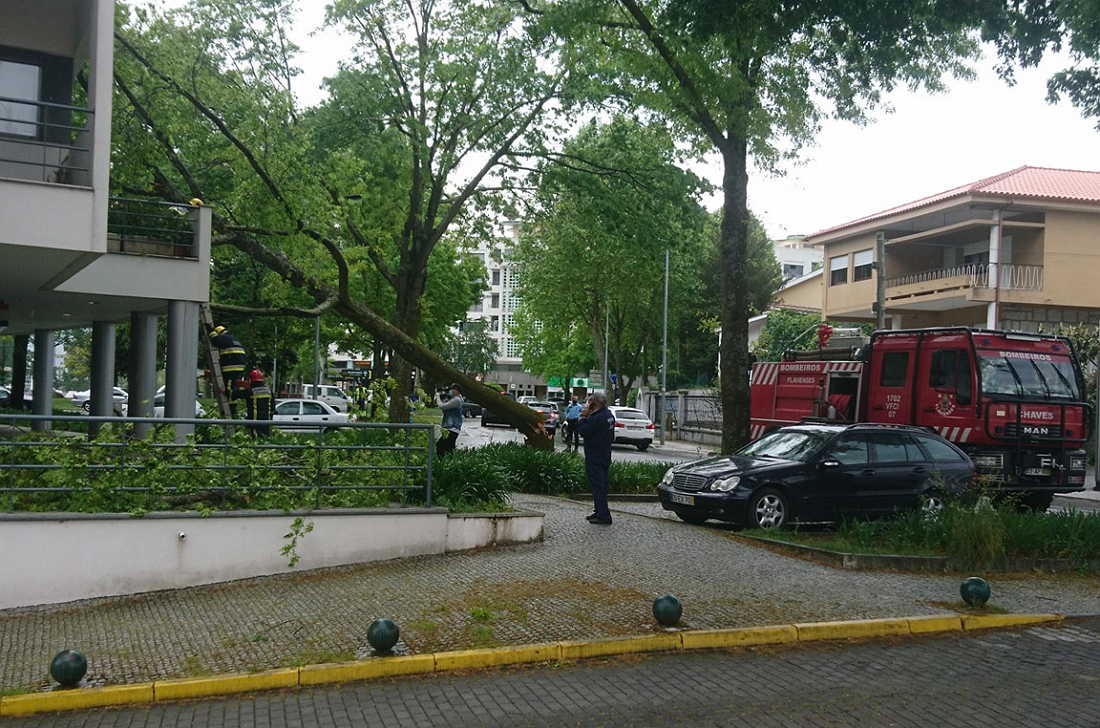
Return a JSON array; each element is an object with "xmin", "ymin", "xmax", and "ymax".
[{"xmin": 210, "ymin": 296, "xmax": 336, "ymax": 318}]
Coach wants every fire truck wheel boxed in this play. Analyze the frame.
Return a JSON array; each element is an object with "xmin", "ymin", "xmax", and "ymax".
[
  {"xmin": 748, "ymin": 488, "xmax": 789, "ymax": 529},
  {"xmin": 1017, "ymin": 492, "xmax": 1053, "ymax": 513},
  {"xmin": 675, "ymin": 511, "xmax": 709, "ymax": 525}
]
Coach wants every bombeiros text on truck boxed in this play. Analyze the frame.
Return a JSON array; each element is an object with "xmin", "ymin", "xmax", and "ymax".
[{"xmin": 749, "ymin": 326, "xmax": 1089, "ymax": 510}]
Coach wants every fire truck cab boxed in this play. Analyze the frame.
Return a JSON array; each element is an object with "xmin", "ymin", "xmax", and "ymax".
[{"xmin": 750, "ymin": 327, "xmax": 1089, "ymax": 508}]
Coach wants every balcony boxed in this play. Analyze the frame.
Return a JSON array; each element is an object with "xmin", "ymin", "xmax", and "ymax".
[
  {"xmin": 0, "ymin": 97, "xmax": 93, "ymax": 186},
  {"xmin": 107, "ymin": 197, "xmax": 200, "ymax": 260},
  {"xmin": 884, "ymin": 263, "xmax": 1043, "ymax": 311}
]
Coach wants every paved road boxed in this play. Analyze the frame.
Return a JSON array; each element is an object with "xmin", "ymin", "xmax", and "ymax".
[
  {"xmin": 458, "ymin": 419, "xmax": 710, "ymax": 464},
  {"xmin": 12, "ymin": 617, "xmax": 1100, "ymax": 727}
]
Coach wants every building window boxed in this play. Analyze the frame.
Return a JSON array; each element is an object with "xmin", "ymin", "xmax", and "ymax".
[
  {"xmin": 782, "ymin": 263, "xmax": 804, "ymax": 280},
  {"xmin": 491, "ymin": 269, "xmax": 501, "ymax": 286},
  {"xmin": 829, "ymin": 254, "xmax": 848, "ymax": 286},
  {"xmin": 0, "ymin": 59, "xmax": 41, "ymax": 137},
  {"xmin": 853, "ymin": 249, "xmax": 874, "ymax": 282},
  {"xmin": 491, "ymin": 293, "xmax": 500, "ymax": 308},
  {"xmin": 470, "ymin": 299, "xmax": 483, "ymax": 313},
  {"xmin": 491, "ymin": 315, "xmax": 499, "ymax": 332}
]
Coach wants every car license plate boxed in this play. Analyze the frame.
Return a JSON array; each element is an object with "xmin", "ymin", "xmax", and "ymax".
[
  {"xmin": 1024, "ymin": 467, "xmax": 1051, "ymax": 477},
  {"xmin": 670, "ymin": 493, "xmax": 694, "ymax": 506}
]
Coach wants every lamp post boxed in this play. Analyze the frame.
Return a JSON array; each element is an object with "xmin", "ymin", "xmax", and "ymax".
[
  {"xmin": 603, "ymin": 304, "xmax": 610, "ymax": 398},
  {"xmin": 660, "ymin": 247, "xmax": 669, "ymax": 445},
  {"xmin": 313, "ymin": 315, "xmax": 322, "ymax": 393}
]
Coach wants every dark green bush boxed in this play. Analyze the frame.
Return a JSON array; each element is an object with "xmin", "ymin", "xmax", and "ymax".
[{"xmin": 431, "ymin": 448, "xmax": 510, "ymax": 511}]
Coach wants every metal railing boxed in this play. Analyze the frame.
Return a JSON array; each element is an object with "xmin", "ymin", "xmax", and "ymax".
[
  {"xmin": 107, "ymin": 197, "xmax": 200, "ymax": 259},
  {"xmin": 0, "ymin": 414, "xmax": 435, "ymax": 508},
  {"xmin": 0, "ymin": 95, "xmax": 93, "ymax": 185},
  {"xmin": 885, "ymin": 263, "xmax": 1043, "ymax": 291}
]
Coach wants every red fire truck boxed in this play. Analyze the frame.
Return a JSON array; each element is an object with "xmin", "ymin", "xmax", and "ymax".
[{"xmin": 750, "ymin": 327, "xmax": 1089, "ymax": 508}]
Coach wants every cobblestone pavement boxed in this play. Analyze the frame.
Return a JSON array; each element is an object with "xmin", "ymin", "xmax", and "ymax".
[
  {"xmin": 10, "ymin": 618, "xmax": 1100, "ymax": 727},
  {"xmin": 2, "ymin": 496, "xmax": 1097, "ymax": 693}
]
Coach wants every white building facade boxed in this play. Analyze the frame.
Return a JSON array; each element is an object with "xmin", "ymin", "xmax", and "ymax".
[
  {"xmin": 773, "ymin": 234, "xmax": 822, "ymax": 282},
  {"xmin": 462, "ymin": 221, "xmax": 544, "ymax": 397}
]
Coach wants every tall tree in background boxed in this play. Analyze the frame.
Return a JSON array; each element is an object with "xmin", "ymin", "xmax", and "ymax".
[
  {"xmin": 530, "ymin": 0, "xmax": 988, "ymax": 451},
  {"xmin": 513, "ymin": 117, "xmax": 712, "ymax": 405},
  {"xmin": 109, "ymin": 0, "xmax": 552, "ymax": 439}
]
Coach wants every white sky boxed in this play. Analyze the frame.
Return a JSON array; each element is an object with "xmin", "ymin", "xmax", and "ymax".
[{"xmin": 284, "ymin": 5, "xmax": 1100, "ymax": 240}]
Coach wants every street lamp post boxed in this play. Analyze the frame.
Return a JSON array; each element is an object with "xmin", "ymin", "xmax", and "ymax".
[
  {"xmin": 603, "ymin": 304, "xmax": 610, "ymax": 399},
  {"xmin": 660, "ymin": 247, "xmax": 669, "ymax": 445}
]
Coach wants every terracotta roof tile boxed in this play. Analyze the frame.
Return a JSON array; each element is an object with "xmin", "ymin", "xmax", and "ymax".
[{"xmin": 809, "ymin": 166, "xmax": 1100, "ymax": 240}]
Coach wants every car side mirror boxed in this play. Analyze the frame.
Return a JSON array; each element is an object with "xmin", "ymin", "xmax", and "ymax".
[{"xmin": 820, "ymin": 459, "xmax": 840, "ymax": 469}]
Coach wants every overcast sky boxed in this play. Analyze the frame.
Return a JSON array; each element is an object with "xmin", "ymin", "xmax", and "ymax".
[{"xmin": 285, "ymin": 4, "xmax": 1100, "ymax": 240}]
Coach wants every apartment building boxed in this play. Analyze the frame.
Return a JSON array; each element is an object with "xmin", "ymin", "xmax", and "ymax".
[
  {"xmin": 809, "ymin": 166, "xmax": 1100, "ymax": 334},
  {"xmin": 773, "ymin": 234, "xmax": 822, "ymax": 282},
  {"xmin": 462, "ymin": 221, "xmax": 544, "ymax": 397},
  {"xmin": 0, "ymin": 0, "xmax": 211, "ymax": 432}
]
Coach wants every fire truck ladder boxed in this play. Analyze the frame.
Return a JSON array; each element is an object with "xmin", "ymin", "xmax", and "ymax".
[{"xmin": 199, "ymin": 303, "xmax": 234, "ymax": 419}]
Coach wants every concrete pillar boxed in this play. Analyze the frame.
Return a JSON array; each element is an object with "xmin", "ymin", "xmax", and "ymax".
[
  {"xmin": 128, "ymin": 312, "xmax": 158, "ymax": 438},
  {"xmin": 31, "ymin": 329, "xmax": 55, "ymax": 432},
  {"xmin": 676, "ymin": 390, "xmax": 688, "ymax": 438},
  {"xmin": 874, "ymin": 231, "xmax": 887, "ymax": 330},
  {"xmin": 987, "ymin": 210, "xmax": 1002, "ymax": 330},
  {"xmin": 89, "ymin": 321, "xmax": 116, "ymax": 437},
  {"xmin": 891, "ymin": 315, "xmax": 903, "ymax": 331},
  {"xmin": 166, "ymin": 301, "xmax": 199, "ymax": 441},
  {"xmin": 9, "ymin": 334, "xmax": 28, "ymax": 409}
]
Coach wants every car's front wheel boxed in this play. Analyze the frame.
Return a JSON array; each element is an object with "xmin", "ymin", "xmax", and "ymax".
[
  {"xmin": 1017, "ymin": 492, "xmax": 1054, "ymax": 513},
  {"xmin": 747, "ymin": 487, "xmax": 789, "ymax": 529}
]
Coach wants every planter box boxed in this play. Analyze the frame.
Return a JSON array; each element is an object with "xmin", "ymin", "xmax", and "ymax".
[{"xmin": 0, "ymin": 508, "xmax": 544, "ymax": 610}]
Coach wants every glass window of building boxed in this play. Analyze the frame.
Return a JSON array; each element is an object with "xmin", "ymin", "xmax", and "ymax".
[
  {"xmin": 0, "ymin": 60, "xmax": 41, "ymax": 137},
  {"xmin": 829, "ymin": 254, "xmax": 848, "ymax": 286},
  {"xmin": 853, "ymin": 249, "xmax": 874, "ymax": 281}
]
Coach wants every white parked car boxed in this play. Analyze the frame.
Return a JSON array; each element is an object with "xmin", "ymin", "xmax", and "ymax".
[
  {"xmin": 274, "ymin": 398, "xmax": 349, "ymax": 432},
  {"xmin": 300, "ymin": 384, "xmax": 351, "ymax": 413},
  {"xmin": 122, "ymin": 391, "xmax": 205, "ymax": 418},
  {"xmin": 68, "ymin": 387, "xmax": 128, "ymax": 415},
  {"xmin": 608, "ymin": 406, "xmax": 656, "ymax": 451}
]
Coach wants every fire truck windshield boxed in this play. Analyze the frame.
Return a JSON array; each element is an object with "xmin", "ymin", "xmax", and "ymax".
[{"xmin": 977, "ymin": 351, "xmax": 1080, "ymax": 400}]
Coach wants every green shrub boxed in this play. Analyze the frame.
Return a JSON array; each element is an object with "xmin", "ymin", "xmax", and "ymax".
[
  {"xmin": 432, "ymin": 448, "xmax": 510, "ymax": 511},
  {"xmin": 943, "ymin": 502, "xmax": 1006, "ymax": 569}
]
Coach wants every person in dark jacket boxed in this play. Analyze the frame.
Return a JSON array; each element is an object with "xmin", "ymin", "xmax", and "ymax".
[
  {"xmin": 437, "ymin": 384, "xmax": 465, "ymax": 457},
  {"xmin": 577, "ymin": 392, "xmax": 615, "ymax": 525}
]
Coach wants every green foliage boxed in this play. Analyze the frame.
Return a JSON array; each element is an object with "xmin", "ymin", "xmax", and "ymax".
[
  {"xmin": 436, "ymin": 443, "xmax": 672, "ymax": 496},
  {"xmin": 443, "ymin": 320, "xmax": 498, "ymax": 377},
  {"xmin": 772, "ymin": 501, "xmax": 1100, "ymax": 571},
  {"xmin": 280, "ymin": 516, "xmax": 315, "ymax": 568}
]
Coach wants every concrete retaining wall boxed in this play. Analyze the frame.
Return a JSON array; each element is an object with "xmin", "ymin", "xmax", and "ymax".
[{"xmin": 0, "ymin": 508, "xmax": 544, "ymax": 610}]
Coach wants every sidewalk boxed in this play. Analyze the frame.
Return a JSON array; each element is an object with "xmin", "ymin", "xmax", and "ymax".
[{"xmin": 2, "ymin": 496, "xmax": 1097, "ymax": 694}]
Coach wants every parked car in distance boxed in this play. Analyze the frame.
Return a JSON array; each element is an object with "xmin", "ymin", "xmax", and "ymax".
[
  {"xmin": 300, "ymin": 384, "xmax": 351, "ymax": 413},
  {"xmin": 608, "ymin": 406, "xmax": 656, "ymax": 451},
  {"xmin": 526, "ymin": 401, "xmax": 560, "ymax": 434},
  {"xmin": 0, "ymin": 385, "xmax": 9, "ymax": 401},
  {"xmin": 658, "ymin": 423, "xmax": 975, "ymax": 529},
  {"xmin": 481, "ymin": 391, "xmax": 515, "ymax": 427},
  {"xmin": 67, "ymin": 387, "xmax": 128, "ymax": 415},
  {"xmin": 273, "ymin": 398, "xmax": 349, "ymax": 432}
]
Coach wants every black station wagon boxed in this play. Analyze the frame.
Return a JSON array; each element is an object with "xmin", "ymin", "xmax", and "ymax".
[{"xmin": 657, "ymin": 423, "xmax": 975, "ymax": 529}]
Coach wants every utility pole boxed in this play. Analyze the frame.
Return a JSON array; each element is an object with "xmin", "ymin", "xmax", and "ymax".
[
  {"xmin": 602, "ymin": 304, "xmax": 610, "ymax": 398},
  {"xmin": 874, "ymin": 231, "xmax": 887, "ymax": 330},
  {"xmin": 313, "ymin": 315, "xmax": 322, "ymax": 393},
  {"xmin": 660, "ymin": 247, "xmax": 669, "ymax": 445}
]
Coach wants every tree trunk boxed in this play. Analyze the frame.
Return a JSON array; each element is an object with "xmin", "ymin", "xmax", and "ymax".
[
  {"xmin": 388, "ymin": 262, "xmax": 426, "ymax": 423},
  {"xmin": 718, "ymin": 140, "xmax": 751, "ymax": 453},
  {"xmin": 9, "ymin": 334, "xmax": 28, "ymax": 410}
]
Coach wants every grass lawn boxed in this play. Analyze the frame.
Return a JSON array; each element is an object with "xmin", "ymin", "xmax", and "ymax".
[{"xmin": 741, "ymin": 527, "xmax": 946, "ymax": 557}]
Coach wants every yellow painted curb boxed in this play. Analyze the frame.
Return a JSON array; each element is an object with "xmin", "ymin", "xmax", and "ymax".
[
  {"xmin": 962, "ymin": 613, "xmax": 1062, "ymax": 631},
  {"xmin": 795, "ymin": 617, "xmax": 911, "ymax": 642},
  {"xmin": 560, "ymin": 632, "xmax": 682, "ymax": 660},
  {"xmin": 681, "ymin": 625, "xmax": 798, "ymax": 650},
  {"xmin": 0, "ymin": 684, "xmax": 154, "ymax": 717},
  {"xmin": 154, "ymin": 668, "xmax": 299, "ymax": 701},
  {"xmin": 434, "ymin": 643, "xmax": 562, "ymax": 672},
  {"xmin": 300, "ymin": 654, "xmax": 435, "ymax": 686},
  {"xmin": 907, "ymin": 615, "xmax": 963, "ymax": 634}
]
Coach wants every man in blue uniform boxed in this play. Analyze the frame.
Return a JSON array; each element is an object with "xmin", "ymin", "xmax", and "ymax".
[{"xmin": 577, "ymin": 392, "xmax": 615, "ymax": 525}]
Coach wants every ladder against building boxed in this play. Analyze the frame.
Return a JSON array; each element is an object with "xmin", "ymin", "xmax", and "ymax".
[{"xmin": 199, "ymin": 304, "xmax": 233, "ymax": 419}]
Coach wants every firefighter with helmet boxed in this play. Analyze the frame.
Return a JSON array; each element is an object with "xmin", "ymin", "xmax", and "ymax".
[
  {"xmin": 245, "ymin": 364, "xmax": 273, "ymax": 436},
  {"xmin": 209, "ymin": 324, "xmax": 248, "ymax": 412}
]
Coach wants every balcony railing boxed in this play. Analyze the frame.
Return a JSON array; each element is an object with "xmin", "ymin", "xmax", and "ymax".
[
  {"xmin": 107, "ymin": 198, "xmax": 200, "ymax": 259},
  {"xmin": 885, "ymin": 263, "xmax": 1043, "ymax": 292},
  {"xmin": 0, "ymin": 96, "xmax": 93, "ymax": 185}
]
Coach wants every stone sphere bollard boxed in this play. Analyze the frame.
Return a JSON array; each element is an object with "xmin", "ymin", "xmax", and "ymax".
[
  {"xmin": 652, "ymin": 595, "xmax": 683, "ymax": 627},
  {"xmin": 367, "ymin": 619, "xmax": 400, "ymax": 653},
  {"xmin": 960, "ymin": 576, "xmax": 992, "ymax": 608},
  {"xmin": 50, "ymin": 650, "xmax": 88, "ymax": 688}
]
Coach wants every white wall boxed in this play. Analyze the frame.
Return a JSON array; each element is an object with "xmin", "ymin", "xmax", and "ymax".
[
  {"xmin": 0, "ymin": 508, "xmax": 544, "ymax": 609},
  {"xmin": 0, "ymin": 179, "xmax": 98, "ymax": 251}
]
